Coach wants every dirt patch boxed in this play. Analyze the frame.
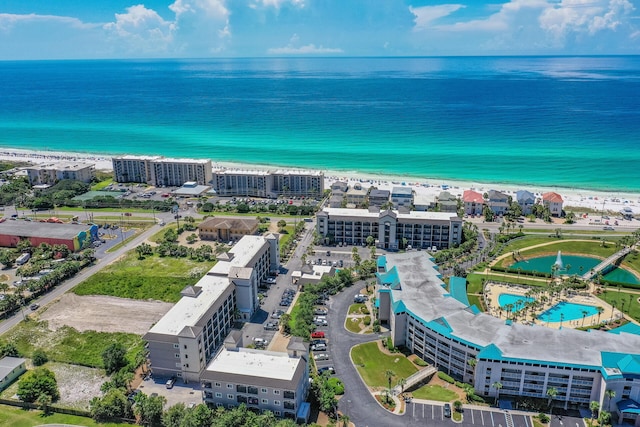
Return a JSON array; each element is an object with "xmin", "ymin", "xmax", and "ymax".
[
  {"xmin": 40, "ymin": 294, "xmax": 173, "ymax": 334},
  {"xmin": 267, "ymin": 331, "xmax": 291, "ymax": 353}
]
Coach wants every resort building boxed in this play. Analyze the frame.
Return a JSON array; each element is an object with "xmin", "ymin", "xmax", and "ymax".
[
  {"xmin": 328, "ymin": 194, "xmax": 344, "ymax": 209},
  {"xmin": 390, "ymin": 186, "xmax": 413, "ymax": 208},
  {"xmin": 0, "ymin": 221, "xmax": 98, "ymax": 252},
  {"xmin": 291, "ymin": 264, "xmax": 335, "ymax": 288},
  {"xmin": 487, "ymin": 190, "xmax": 510, "ymax": 216},
  {"xmin": 316, "ymin": 208, "xmax": 462, "ymax": 250},
  {"xmin": 212, "ymin": 169, "xmax": 324, "ymax": 198},
  {"xmin": 25, "ymin": 161, "xmax": 95, "ymax": 186},
  {"xmin": 543, "ymin": 192, "xmax": 564, "ymax": 217},
  {"xmin": 144, "ymin": 234, "xmax": 279, "ymax": 382},
  {"xmin": 330, "ymin": 181, "xmax": 348, "ymax": 194},
  {"xmin": 376, "ymin": 252, "xmax": 640, "ymax": 416},
  {"xmin": 435, "ymin": 191, "xmax": 459, "ymax": 213},
  {"xmin": 463, "ymin": 190, "xmax": 484, "ymax": 216},
  {"xmin": 516, "ymin": 190, "xmax": 536, "ymax": 216},
  {"xmin": 112, "ymin": 155, "xmax": 212, "ymax": 187},
  {"xmin": 201, "ymin": 337, "xmax": 310, "ymax": 422},
  {"xmin": 197, "ymin": 217, "xmax": 259, "ymax": 242}
]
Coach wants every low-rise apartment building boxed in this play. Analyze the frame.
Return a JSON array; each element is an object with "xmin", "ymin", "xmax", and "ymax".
[
  {"xmin": 25, "ymin": 161, "xmax": 95, "ymax": 185},
  {"xmin": 144, "ymin": 234, "xmax": 279, "ymax": 382},
  {"xmin": 487, "ymin": 190, "xmax": 510, "ymax": 216},
  {"xmin": 516, "ymin": 190, "xmax": 536, "ymax": 216},
  {"xmin": 112, "ymin": 155, "xmax": 212, "ymax": 186},
  {"xmin": 368, "ymin": 189, "xmax": 390, "ymax": 207},
  {"xmin": 201, "ymin": 341, "xmax": 310, "ymax": 422},
  {"xmin": 316, "ymin": 208, "xmax": 462, "ymax": 250},
  {"xmin": 197, "ymin": 217, "xmax": 259, "ymax": 242},
  {"xmin": 345, "ymin": 187, "xmax": 368, "ymax": 207},
  {"xmin": 212, "ymin": 169, "xmax": 324, "ymax": 198},
  {"xmin": 463, "ymin": 190, "xmax": 484, "ymax": 216},
  {"xmin": 390, "ymin": 186, "xmax": 413, "ymax": 208},
  {"xmin": 377, "ymin": 252, "xmax": 640, "ymax": 415}
]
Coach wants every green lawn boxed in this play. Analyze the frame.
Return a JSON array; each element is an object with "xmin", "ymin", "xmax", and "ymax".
[
  {"xmin": 91, "ymin": 178, "xmax": 114, "ymax": 191},
  {"xmin": 0, "ymin": 404, "xmax": 130, "ymax": 427},
  {"xmin": 412, "ymin": 384, "xmax": 458, "ymax": 402},
  {"xmin": 598, "ymin": 289, "xmax": 640, "ymax": 323},
  {"xmin": 348, "ymin": 303, "xmax": 366, "ymax": 314},
  {"xmin": 345, "ymin": 317, "xmax": 363, "ymax": 333},
  {"xmin": 620, "ymin": 250, "xmax": 640, "ymax": 280},
  {"xmin": 4, "ymin": 320, "xmax": 143, "ymax": 369},
  {"xmin": 467, "ymin": 273, "xmax": 546, "ymax": 294},
  {"xmin": 351, "ymin": 341, "xmax": 418, "ymax": 388},
  {"xmin": 73, "ymin": 251, "xmax": 216, "ymax": 302},
  {"xmin": 467, "ymin": 294, "xmax": 485, "ymax": 312}
]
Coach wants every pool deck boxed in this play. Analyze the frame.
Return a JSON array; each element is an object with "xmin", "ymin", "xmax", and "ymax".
[{"xmin": 484, "ymin": 282, "xmax": 622, "ymax": 330}]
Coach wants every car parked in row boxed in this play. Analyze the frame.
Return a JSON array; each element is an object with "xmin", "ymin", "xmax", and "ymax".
[
  {"xmin": 311, "ymin": 331, "xmax": 325, "ymax": 339},
  {"xmin": 263, "ymin": 322, "xmax": 279, "ymax": 331},
  {"xmin": 314, "ymin": 353, "xmax": 329, "ymax": 361},
  {"xmin": 318, "ymin": 366, "xmax": 335, "ymax": 375}
]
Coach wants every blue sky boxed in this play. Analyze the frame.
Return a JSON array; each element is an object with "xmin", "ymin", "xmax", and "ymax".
[{"xmin": 1, "ymin": 0, "xmax": 639, "ymax": 59}]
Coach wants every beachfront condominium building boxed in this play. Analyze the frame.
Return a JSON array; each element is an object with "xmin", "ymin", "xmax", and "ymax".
[
  {"xmin": 435, "ymin": 191, "xmax": 459, "ymax": 213},
  {"xmin": 316, "ymin": 208, "xmax": 462, "ymax": 250},
  {"xmin": 270, "ymin": 170, "xmax": 324, "ymax": 197},
  {"xmin": 25, "ymin": 161, "xmax": 95, "ymax": 186},
  {"xmin": 368, "ymin": 189, "xmax": 390, "ymax": 207},
  {"xmin": 377, "ymin": 252, "xmax": 640, "ymax": 417},
  {"xmin": 543, "ymin": 192, "xmax": 564, "ymax": 217},
  {"xmin": 201, "ymin": 338, "xmax": 310, "ymax": 422},
  {"xmin": 345, "ymin": 187, "xmax": 368, "ymax": 207},
  {"xmin": 463, "ymin": 190, "xmax": 484, "ymax": 216},
  {"xmin": 144, "ymin": 234, "xmax": 279, "ymax": 382},
  {"xmin": 212, "ymin": 169, "xmax": 324, "ymax": 198},
  {"xmin": 112, "ymin": 155, "xmax": 212, "ymax": 187},
  {"xmin": 390, "ymin": 186, "xmax": 413, "ymax": 208}
]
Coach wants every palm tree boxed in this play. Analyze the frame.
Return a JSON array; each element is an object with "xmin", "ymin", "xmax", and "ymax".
[
  {"xmin": 491, "ymin": 382, "xmax": 502, "ymax": 406},
  {"xmin": 546, "ymin": 387, "xmax": 557, "ymax": 415},
  {"xmin": 581, "ymin": 310, "xmax": 588, "ymax": 327},
  {"xmin": 385, "ymin": 369, "xmax": 396, "ymax": 396},
  {"xmin": 398, "ymin": 377, "xmax": 407, "ymax": 394},
  {"xmin": 590, "ymin": 400, "xmax": 600, "ymax": 425},
  {"xmin": 605, "ymin": 389, "xmax": 616, "ymax": 413},
  {"xmin": 596, "ymin": 306, "xmax": 604, "ymax": 324},
  {"xmin": 340, "ymin": 414, "xmax": 351, "ymax": 427}
]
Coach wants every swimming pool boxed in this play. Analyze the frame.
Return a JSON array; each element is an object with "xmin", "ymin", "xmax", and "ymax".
[
  {"xmin": 498, "ymin": 294, "xmax": 535, "ymax": 312},
  {"xmin": 537, "ymin": 301, "xmax": 599, "ymax": 323}
]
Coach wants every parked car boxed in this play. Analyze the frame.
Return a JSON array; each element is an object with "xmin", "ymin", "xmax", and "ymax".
[
  {"xmin": 318, "ymin": 366, "xmax": 335, "ymax": 375},
  {"xmin": 30, "ymin": 303, "xmax": 39, "ymax": 310},
  {"xmin": 166, "ymin": 377, "xmax": 177, "ymax": 389},
  {"xmin": 311, "ymin": 331, "xmax": 325, "ymax": 339},
  {"xmin": 311, "ymin": 339, "xmax": 327, "ymax": 346},
  {"xmin": 314, "ymin": 353, "xmax": 329, "ymax": 361},
  {"xmin": 314, "ymin": 308, "xmax": 328, "ymax": 316},
  {"xmin": 603, "ymin": 226, "xmax": 615, "ymax": 231},
  {"xmin": 271, "ymin": 310, "xmax": 284, "ymax": 319},
  {"xmin": 443, "ymin": 403, "xmax": 451, "ymax": 418},
  {"xmin": 264, "ymin": 322, "xmax": 279, "ymax": 331},
  {"xmin": 311, "ymin": 343, "xmax": 327, "ymax": 351},
  {"xmin": 253, "ymin": 338, "xmax": 269, "ymax": 348}
]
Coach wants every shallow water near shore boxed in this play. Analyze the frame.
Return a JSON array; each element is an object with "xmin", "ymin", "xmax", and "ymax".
[{"xmin": 1, "ymin": 56, "xmax": 639, "ymax": 192}]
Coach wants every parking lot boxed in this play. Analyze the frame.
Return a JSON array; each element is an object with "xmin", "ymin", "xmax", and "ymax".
[
  {"xmin": 136, "ymin": 376, "xmax": 203, "ymax": 409},
  {"xmin": 405, "ymin": 402, "xmax": 534, "ymax": 427}
]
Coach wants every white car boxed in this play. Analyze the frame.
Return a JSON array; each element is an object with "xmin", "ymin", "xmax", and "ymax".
[{"xmin": 314, "ymin": 353, "xmax": 329, "ymax": 361}]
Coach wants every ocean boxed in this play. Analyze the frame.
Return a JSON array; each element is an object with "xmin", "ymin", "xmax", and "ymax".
[{"xmin": 1, "ymin": 56, "xmax": 639, "ymax": 193}]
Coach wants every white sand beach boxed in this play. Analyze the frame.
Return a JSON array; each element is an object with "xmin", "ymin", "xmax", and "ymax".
[{"xmin": 2, "ymin": 147, "xmax": 640, "ymax": 215}]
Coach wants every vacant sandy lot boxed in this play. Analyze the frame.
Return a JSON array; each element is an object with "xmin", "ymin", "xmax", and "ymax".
[{"xmin": 40, "ymin": 294, "xmax": 173, "ymax": 334}]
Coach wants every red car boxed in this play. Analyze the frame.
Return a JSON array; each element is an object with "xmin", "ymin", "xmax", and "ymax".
[{"xmin": 311, "ymin": 331, "xmax": 325, "ymax": 339}]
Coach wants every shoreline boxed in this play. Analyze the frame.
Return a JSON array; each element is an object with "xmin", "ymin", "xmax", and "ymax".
[{"xmin": 2, "ymin": 147, "xmax": 640, "ymax": 214}]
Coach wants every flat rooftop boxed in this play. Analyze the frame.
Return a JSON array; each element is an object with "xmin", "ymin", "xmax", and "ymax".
[
  {"xmin": 213, "ymin": 169, "xmax": 270, "ymax": 176},
  {"xmin": 0, "ymin": 220, "xmax": 92, "ymax": 239},
  {"xmin": 26, "ymin": 161, "xmax": 94, "ymax": 171},
  {"xmin": 322, "ymin": 208, "xmax": 458, "ymax": 221},
  {"xmin": 205, "ymin": 348, "xmax": 300, "ymax": 381},
  {"xmin": 147, "ymin": 274, "xmax": 231, "ymax": 336},
  {"xmin": 113, "ymin": 155, "xmax": 162, "ymax": 161},
  {"xmin": 155, "ymin": 158, "xmax": 210, "ymax": 164},
  {"xmin": 382, "ymin": 252, "xmax": 640, "ymax": 368},
  {"xmin": 208, "ymin": 236, "xmax": 267, "ymax": 277}
]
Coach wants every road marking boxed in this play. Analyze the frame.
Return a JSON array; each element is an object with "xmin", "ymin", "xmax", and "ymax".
[
  {"xmin": 422, "ymin": 403, "xmax": 425, "ymax": 418},
  {"xmin": 481, "ymin": 410, "xmax": 485, "ymax": 425},
  {"xmin": 471, "ymin": 409, "xmax": 475, "ymax": 424},
  {"xmin": 490, "ymin": 411, "xmax": 495, "ymax": 426},
  {"xmin": 432, "ymin": 404, "xmax": 435, "ymax": 419}
]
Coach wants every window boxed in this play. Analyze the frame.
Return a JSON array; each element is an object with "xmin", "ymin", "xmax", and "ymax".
[
  {"xmin": 216, "ymin": 403, "xmax": 223, "ymax": 408},
  {"xmin": 227, "ymin": 384, "xmax": 233, "ymax": 389},
  {"xmin": 248, "ymin": 386, "xmax": 258, "ymax": 395},
  {"xmin": 283, "ymin": 391, "xmax": 295, "ymax": 399},
  {"xmin": 262, "ymin": 399, "xmax": 268, "ymax": 404},
  {"xmin": 274, "ymin": 390, "xmax": 280, "ymax": 395},
  {"xmin": 237, "ymin": 385, "xmax": 247, "ymax": 393},
  {"xmin": 284, "ymin": 401, "xmax": 295, "ymax": 410},
  {"xmin": 184, "ymin": 345, "xmax": 188, "ymax": 349},
  {"xmin": 274, "ymin": 400, "xmax": 281, "ymax": 406},
  {"xmin": 173, "ymin": 343, "xmax": 180, "ymax": 349},
  {"xmin": 175, "ymin": 353, "xmax": 180, "ymax": 358},
  {"xmin": 215, "ymin": 382, "xmax": 221, "ymax": 387},
  {"xmin": 215, "ymin": 392, "xmax": 222, "ymax": 398},
  {"xmin": 275, "ymin": 411, "xmax": 281, "ymax": 416},
  {"xmin": 237, "ymin": 395, "xmax": 247, "ymax": 403},
  {"xmin": 261, "ymin": 388, "xmax": 268, "ymax": 393},
  {"xmin": 227, "ymin": 394, "xmax": 234, "ymax": 400}
]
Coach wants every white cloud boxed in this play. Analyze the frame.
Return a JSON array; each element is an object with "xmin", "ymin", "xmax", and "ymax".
[
  {"xmin": 539, "ymin": 0, "xmax": 635, "ymax": 40},
  {"xmin": 254, "ymin": 0, "xmax": 305, "ymax": 9},
  {"xmin": 0, "ymin": 13, "xmax": 95, "ymax": 32},
  {"xmin": 169, "ymin": 0, "xmax": 231, "ymax": 54},
  {"xmin": 267, "ymin": 33, "xmax": 343, "ymax": 54},
  {"xmin": 409, "ymin": 4, "xmax": 465, "ymax": 30},
  {"xmin": 434, "ymin": 0, "xmax": 548, "ymax": 32},
  {"xmin": 102, "ymin": 5, "xmax": 175, "ymax": 54}
]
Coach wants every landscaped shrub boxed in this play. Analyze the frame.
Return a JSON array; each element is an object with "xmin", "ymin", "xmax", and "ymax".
[
  {"xmin": 413, "ymin": 357, "xmax": 428, "ymax": 367},
  {"xmin": 361, "ymin": 307, "xmax": 370, "ymax": 315},
  {"xmin": 328, "ymin": 377, "xmax": 345, "ymax": 395},
  {"xmin": 538, "ymin": 413, "xmax": 550, "ymax": 423},
  {"xmin": 32, "ymin": 349, "xmax": 48, "ymax": 366},
  {"xmin": 363, "ymin": 316, "xmax": 371, "ymax": 326},
  {"xmin": 438, "ymin": 372, "xmax": 455, "ymax": 384}
]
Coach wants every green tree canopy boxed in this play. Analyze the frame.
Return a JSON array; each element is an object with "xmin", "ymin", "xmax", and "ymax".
[
  {"xmin": 17, "ymin": 367, "xmax": 60, "ymax": 403},
  {"xmin": 102, "ymin": 343, "xmax": 127, "ymax": 375}
]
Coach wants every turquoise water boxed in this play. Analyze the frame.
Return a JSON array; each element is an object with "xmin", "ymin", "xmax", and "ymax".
[
  {"xmin": 537, "ymin": 301, "xmax": 599, "ymax": 323},
  {"xmin": 510, "ymin": 255, "xmax": 640, "ymax": 284},
  {"xmin": 1, "ymin": 57, "xmax": 640, "ymax": 192},
  {"xmin": 498, "ymin": 294, "xmax": 535, "ymax": 312}
]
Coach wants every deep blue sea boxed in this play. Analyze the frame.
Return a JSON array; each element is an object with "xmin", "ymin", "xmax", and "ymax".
[{"xmin": 1, "ymin": 56, "xmax": 639, "ymax": 192}]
